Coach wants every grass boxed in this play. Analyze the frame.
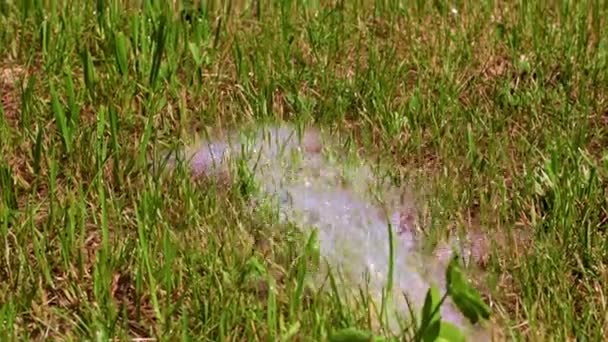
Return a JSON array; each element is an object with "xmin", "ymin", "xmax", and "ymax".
[{"xmin": 1, "ymin": 0, "xmax": 607, "ymax": 340}]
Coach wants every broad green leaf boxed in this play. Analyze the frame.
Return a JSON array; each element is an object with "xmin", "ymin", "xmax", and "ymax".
[
  {"xmin": 422, "ymin": 321, "xmax": 441, "ymax": 342},
  {"xmin": 421, "ymin": 285, "xmax": 442, "ymax": 325},
  {"xmin": 329, "ymin": 327, "xmax": 373, "ymax": 342},
  {"xmin": 446, "ymin": 256, "xmax": 491, "ymax": 324},
  {"xmin": 437, "ymin": 321, "xmax": 466, "ymax": 342},
  {"xmin": 420, "ymin": 285, "xmax": 442, "ymax": 342}
]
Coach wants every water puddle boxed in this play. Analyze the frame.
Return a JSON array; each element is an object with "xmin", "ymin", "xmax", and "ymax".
[{"xmin": 163, "ymin": 123, "xmax": 492, "ymax": 340}]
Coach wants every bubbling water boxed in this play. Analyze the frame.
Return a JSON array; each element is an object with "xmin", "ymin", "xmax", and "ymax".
[{"xmin": 170, "ymin": 123, "xmax": 490, "ymax": 339}]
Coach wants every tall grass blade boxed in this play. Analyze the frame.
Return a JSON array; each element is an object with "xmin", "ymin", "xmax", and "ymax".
[
  {"xmin": 114, "ymin": 31, "xmax": 129, "ymax": 77},
  {"xmin": 32, "ymin": 125, "xmax": 43, "ymax": 176},
  {"xmin": 0, "ymin": 162, "xmax": 18, "ymax": 210},
  {"xmin": 80, "ymin": 48, "xmax": 96, "ymax": 96},
  {"xmin": 149, "ymin": 14, "xmax": 167, "ymax": 88},
  {"xmin": 50, "ymin": 81, "xmax": 72, "ymax": 154}
]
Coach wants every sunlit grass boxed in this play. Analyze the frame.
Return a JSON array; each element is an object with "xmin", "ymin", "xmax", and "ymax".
[{"xmin": 1, "ymin": 0, "xmax": 607, "ymax": 340}]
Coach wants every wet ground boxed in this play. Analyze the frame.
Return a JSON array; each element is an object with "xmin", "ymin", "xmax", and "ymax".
[{"xmin": 165, "ymin": 123, "xmax": 493, "ymax": 339}]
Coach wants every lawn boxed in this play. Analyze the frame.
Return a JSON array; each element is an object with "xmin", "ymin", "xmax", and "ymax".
[{"xmin": 1, "ymin": 0, "xmax": 607, "ymax": 341}]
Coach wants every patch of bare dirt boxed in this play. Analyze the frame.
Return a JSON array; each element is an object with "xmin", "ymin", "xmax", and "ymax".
[
  {"xmin": 0, "ymin": 62, "xmax": 25, "ymax": 125},
  {"xmin": 110, "ymin": 269, "xmax": 157, "ymax": 338}
]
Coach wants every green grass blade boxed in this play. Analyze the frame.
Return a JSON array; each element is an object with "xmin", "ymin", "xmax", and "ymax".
[{"xmin": 50, "ymin": 81, "xmax": 72, "ymax": 155}]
